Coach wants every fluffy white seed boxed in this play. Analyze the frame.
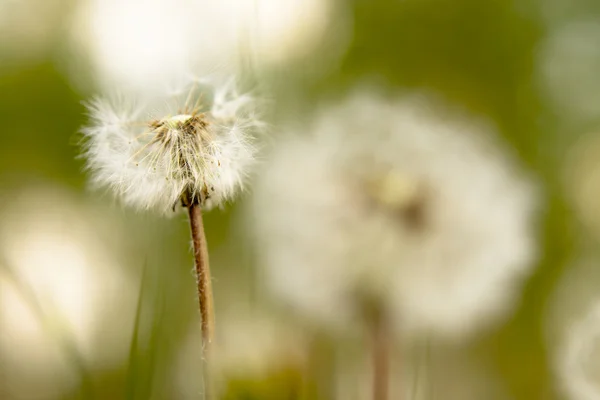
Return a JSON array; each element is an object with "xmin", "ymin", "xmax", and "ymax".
[{"xmin": 81, "ymin": 78, "xmax": 258, "ymax": 214}]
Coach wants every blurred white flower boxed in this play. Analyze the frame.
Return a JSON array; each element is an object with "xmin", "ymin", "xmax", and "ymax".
[
  {"xmin": 252, "ymin": 90, "xmax": 539, "ymax": 339},
  {"xmin": 69, "ymin": 0, "xmax": 343, "ymax": 94},
  {"xmin": 0, "ymin": 185, "xmax": 135, "ymax": 399},
  {"xmin": 81, "ymin": 77, "xmax": 258, "ymax": 214},
  {"xmin": 537, "ymin": 18, "xmax": 600, "ymax": 124}
]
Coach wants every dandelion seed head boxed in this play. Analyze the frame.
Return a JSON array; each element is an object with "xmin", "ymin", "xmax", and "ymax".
[
  {"xmin": 82, "ymin": 78, "xmax": 259, "ymax": 214},
  {"xmin": 252, "ymin": 90, "xmax": 539, "ymax": 339}
]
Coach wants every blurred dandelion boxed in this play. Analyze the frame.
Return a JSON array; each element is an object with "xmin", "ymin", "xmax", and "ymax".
[
  {"xmin": 80, "ymin": 76, "xmax": 261, "ymax": 394},
  {"xmin": 69, "ymin": 0, "xmax": 344, "ymax": 94},
  {"xmin": 0, "ymin": 185, "xmax": 134, "ymax": 400},
  {"xmin": 251, "ymin": 90, "xmax": 539, "ymax": 398}
]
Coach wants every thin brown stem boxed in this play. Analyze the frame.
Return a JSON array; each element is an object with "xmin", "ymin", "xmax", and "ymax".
[
  {"xmin": 370, "ymin": 312, "xmax": 391, "ymax": 400},
  {"xmin": 187, "ymin": 202, "xmax": 215, "ymax": 345},
  {"xmin": 187, "ymin": 202, "xmax": 215, "ymax": 398}
]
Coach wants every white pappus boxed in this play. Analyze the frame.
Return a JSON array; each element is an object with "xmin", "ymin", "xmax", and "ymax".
[{"xmin": 81, "ymin": 77, "xmax": 259, "ymax": 214}]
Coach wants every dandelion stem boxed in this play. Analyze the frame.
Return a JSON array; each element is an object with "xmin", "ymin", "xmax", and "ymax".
[
  {"xmin": 370, "ymin": 311, "xmax": 391, "ymax": 400},
  {"xmin": 187, "ymin": 202, "xmax": 215, "ymax": 343},
  {"xmin": 187, "ymin": 201, "xmax": 215, "ymax": 396}
]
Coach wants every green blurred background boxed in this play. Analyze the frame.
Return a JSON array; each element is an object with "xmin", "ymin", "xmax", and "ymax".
[{"xmin": 1, "ymin": 0, "xmax": 598, "ymax": 398}]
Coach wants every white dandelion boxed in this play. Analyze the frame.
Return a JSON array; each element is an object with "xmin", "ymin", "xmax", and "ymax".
[
  {"xmin": 81, "ymin": 77, "xmax": 260, "ymax": 389},
  {"xmin": 251, "ymin": 90, "xmax": 538, "ymax": 398},
  {"xmin": 82, "ymin": 77, "xmax": 257, "ymax": 214}
]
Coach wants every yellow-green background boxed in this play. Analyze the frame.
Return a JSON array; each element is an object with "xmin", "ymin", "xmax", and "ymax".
[{"xmin": 0, "ymin": 0, "xmax": 591, "ymax": 398}]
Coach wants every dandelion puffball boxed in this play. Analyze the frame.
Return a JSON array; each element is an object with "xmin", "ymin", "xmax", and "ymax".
[
  {"xmin": 70, "ymin": 0, "xmax": 339, "ymax": 94},
  {"xmin": 81, "ymin": 78, "xmax": 257, "ymax": 214},
  {"xmin": 252, "ymin": 91, "xmax": 539, "ymax": 339}
]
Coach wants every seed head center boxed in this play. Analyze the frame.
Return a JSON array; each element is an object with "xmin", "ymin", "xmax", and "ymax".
[
  {"xmin": 368, "ymin": 170, "xmax": 428, "ymax": 231},
  {"xmin": 149, "ymin": 114, "xmax": 209, "ymax": 141},
  {"xmin": 165, "ymin": 114, "xmax": 193, "ymax": 130}
]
